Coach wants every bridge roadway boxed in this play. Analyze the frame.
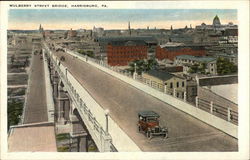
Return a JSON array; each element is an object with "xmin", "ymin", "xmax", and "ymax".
[{"xmin": 53, "ymin": 51, "xmax": 237, "ymax": 151}]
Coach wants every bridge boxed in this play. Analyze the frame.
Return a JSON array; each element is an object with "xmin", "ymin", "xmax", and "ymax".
[{"xmin": 41, "ymin": 40, "xmax": 237, "ymax": 152}]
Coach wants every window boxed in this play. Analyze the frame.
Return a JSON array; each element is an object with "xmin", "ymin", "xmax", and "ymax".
[
  {"xmin": 177, "ymin": 82, "xmax": 179, "ymax": 88},
  {"xmin": 170, "ymin": 82, "xmax": 173, "ymax": 88},
  {"xmin": 192, "ymin": 88, "xmax": 196, "ymax": 95},
  {"xmin": 177, "ymin": 92, "xmax": 179, "ymax": 97},
  {"xmin": 182, "ymin": 81, "xmax": 185, "ymax": 87}
]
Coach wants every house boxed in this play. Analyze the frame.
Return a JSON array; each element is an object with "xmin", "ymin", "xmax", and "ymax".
[
  {"xmin": 175, "ymin": 55, "xmax": 217, "ymax": 75},
  {"xmin": 142, "ymin": 70, "xmax": 186, "ymax": 98}
]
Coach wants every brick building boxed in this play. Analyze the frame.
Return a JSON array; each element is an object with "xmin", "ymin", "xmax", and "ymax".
[
  {"xmin": 107, "ymin": 40, "xmax": 148, "ymax": 66},
  {"xmin": 156, "ymin": 42, "xmax": 206, "ymax": 61},
  {"xmin": 67, "ymin": 28, "xmax": 77, "ymax": 38}
]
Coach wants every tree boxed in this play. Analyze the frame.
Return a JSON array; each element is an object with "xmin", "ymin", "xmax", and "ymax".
[
  {"xmin": 128, "ymin": 58, "xmax": 159, "ymax": 75},
  {"xmin": 86, "ymin": 51, "xmax": 95, "ymax": 58},
  {"xmin": 188, "ymin": 63, "xmax": 206, "ymax": 74},
  {"xmin": 217, "ymin": 57, "xmax": 237, "ymax": 75},
  {"xmin": 188, "ymin": 64, "xmax": 199, "ymax": 73},
  {"xmin": 77, "ymin": 49, "xmax": 86, "ymax": 55}
]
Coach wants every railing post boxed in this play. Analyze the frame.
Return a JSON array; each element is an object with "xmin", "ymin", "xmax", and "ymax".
[
  {"xmin": 195, "ymin": 96, "xmax": 199, "ymax": 107},
  {"xmin": 173, "ymin": 88, "xmax": 176, "ymax": 97},
  {"xmin": 149, "ymin": 80, "xmax": 152, "ymax": 86},
  {"xmin": 227, "ymin": 108, "xmax": 231, "ymax": 121},
  {"xmin": 65, "ymin": 67, "xmax": 68, "ymax": 78},
  {"xmin": 164, "ymin": 85, "xmax": 167, "ymax": 94},
  {"xmin": 210, "ymin": 101, "xmax": 213, "ymax": 114},
  {"xmin": 184, "ymin": 91, "xmax": 187, "ymax": 102},
  {"xmin": 133, "ymin": 72, "xmax": 137, "ymax": 80},
  {"xmin": 103, "ymin": 134, "xmax": 112, "ymax": 152}
]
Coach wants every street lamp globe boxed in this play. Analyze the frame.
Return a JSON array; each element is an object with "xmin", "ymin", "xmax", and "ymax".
[{"xmin": 105, "ymin": 109, "xmax": 109, "ymax": 116}]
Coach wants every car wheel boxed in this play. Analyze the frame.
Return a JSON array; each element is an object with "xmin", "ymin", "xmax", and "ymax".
[
  {"xmin": 147, "ymin": 131, "xmax": 151, "ymax": 139},
  {"xmin": 164, "ymin": 133, "xmax": 168, "ymax": 139}
]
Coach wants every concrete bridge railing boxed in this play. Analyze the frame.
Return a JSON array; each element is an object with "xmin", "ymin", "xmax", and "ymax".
[
  {"xmin": 44, "ymin": 43, "xmax": 141, "ymax": 152},
  {"xmin": 42, "ymin": 50, "xmax": 55, "ymax": 123},
  {"xmin": 53, "ymin": 44, "xmax": 238, "ymax": 139}
]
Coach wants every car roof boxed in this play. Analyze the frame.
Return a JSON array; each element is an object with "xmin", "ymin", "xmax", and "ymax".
[{"xmin": 138, "ymin": 111, "xmax": 160, "ymax": 118}]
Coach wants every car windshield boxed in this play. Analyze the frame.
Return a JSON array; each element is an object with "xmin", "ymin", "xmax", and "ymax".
[{"xmin": 147, "ymin": 117, "xmax": 157, "ymax": 122}]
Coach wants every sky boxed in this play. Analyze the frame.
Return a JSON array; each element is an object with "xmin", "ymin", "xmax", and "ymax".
[{"xmin": 8, "ymin": 9, "xmax": 237, "ymax": 30}]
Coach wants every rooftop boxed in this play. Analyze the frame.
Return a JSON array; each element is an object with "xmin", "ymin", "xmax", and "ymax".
[
  {"xmin": 145, "ymin": 69, "xmax": 184, "ymax": 81},
  {"xmin": 138, "ymin": 111, "xmax": 160, "ymax": 118},
  {"xmin": 159, "ymin": 42, "xmax": 206, "ymax": 50},
  {"xmin": 216, "ymin": 53, "xmax": 237, "ymax": 58},
  {"xmin": 8, "ymin": 122, "xmax": 57, "ymax": 152},
  {"xmin": 176, "ymin": 55, "xmax": 216, "ymax": 63},
  {"xmin": 109, "ymin": 40, "xmax": 146, "ymax": 46},
  {"xmin": 97, "ymin": 36, "xmax": 157, "ymax": 44}
]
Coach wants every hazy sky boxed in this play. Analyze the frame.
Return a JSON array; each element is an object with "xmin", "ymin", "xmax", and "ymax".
[{"xmin": 8, "ymin": 9, "xmax": 237, "ymax": 30}]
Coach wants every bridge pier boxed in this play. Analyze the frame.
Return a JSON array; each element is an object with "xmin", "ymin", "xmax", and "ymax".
[
  {"xmin": 57, "ymin": 83, "xmax": 70, "ymax": 125},
  {"xmin": 70, "ymin": 113, "xmax": 88, "ymax": 152},
  {"xmin": 70, "ymin": 108, "xmax": 98, "ymax": 152}
]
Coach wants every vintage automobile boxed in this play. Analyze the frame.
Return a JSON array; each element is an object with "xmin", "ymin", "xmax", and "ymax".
[{"xmin": 138, "ymin": 111, "xmax": 168, "ymax": 139}]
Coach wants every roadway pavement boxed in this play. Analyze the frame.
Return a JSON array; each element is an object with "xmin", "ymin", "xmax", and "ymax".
[
  {"xmin": 53, "ymin": 50, "xmax": 237, "ymax": 152},
  {"xmin": 23, "ymin": 53, "xmax": 48, "ymax": 124}
]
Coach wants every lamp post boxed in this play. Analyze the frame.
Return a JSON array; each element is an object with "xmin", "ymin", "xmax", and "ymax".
[
  {"xmin": 65, "ymin": 67, "xmax": 68, "ymax": 78},
  {"xmin": 101, "ymin": 54, "xmax": 103, "ymax": 65},
  {"xmin": 133, "ymin": 63, "xmax": 137, "ymax": 79},
  {"xmin": 105, "ymin": 109, "xmax": 109, "ymax": 135},
  {"xmin": 134, "ymin": 63, "xmax": 137, "ymax": 73}
]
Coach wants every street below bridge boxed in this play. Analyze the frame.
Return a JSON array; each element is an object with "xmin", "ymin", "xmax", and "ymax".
[
  {"xmin": 53, "ymin": 50, "xmax": 237, "ymax": 151},
  {"xmin": 23, "ymin": 53, "xmax": 48, "ymax": 124}
]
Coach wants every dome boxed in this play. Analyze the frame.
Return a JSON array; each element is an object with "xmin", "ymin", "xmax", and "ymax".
[{"xmin": 213, "ymin": 15, "xmax": 221, "ymax": 26}]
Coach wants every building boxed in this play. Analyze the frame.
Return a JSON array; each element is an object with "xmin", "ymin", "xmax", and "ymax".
[
  {"xmin": 13, "ymin": 36, "xmax": 27, "ymax": 46},
  {"xmin": 107, "ymin": 40, "xmax": 148, "ymax": 66},
  {"xmin": 93, "ymin": 26, "xmax": 104, "ymax": 37},
  {"xmin": 156, "ymin": 42, "xmax": 206, "ymax": 61},
  {"xmin": 186, "ymin": 80, "xmax": 198, "ymax": 104},
  {"xmin": 213, "ymin": 15, "xmax": 221, "ymax": 26},
  {"xmin": 67, "ymin": 28, "xmax": 77, "ymax": 38},
  {"xmin": 196, "ymin": 15, "xmax": 238, "ymax": 31},
  {"xmin": 215, "ymin": 53, "xmax": 238, "ymax": 65},
  {"xmin": 175, "ymin": 55, "xmax": 217, "ymax": 75},
  {"xmin": 39, "ymin": 24, "xmax": 44, "ymax": 33},
  {"xmin": 42, "ymin": 30, "xmax": 54, "ymax": 39},
  {"xmin": 96, "ymin": 36, "xmax": 157, "ymax": 56},
  {"xmin": 142, "ymin": 70, "xmax": 186, "ymax": 98}
]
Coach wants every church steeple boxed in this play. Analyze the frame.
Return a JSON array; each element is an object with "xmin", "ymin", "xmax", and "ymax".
[
  {"xmin": 39, "ymin": 24, "xmax": 43, "ymax": 33},
  {"xmin": 128, "ymin": 21, "xmax": 131, "ymax": 36}
]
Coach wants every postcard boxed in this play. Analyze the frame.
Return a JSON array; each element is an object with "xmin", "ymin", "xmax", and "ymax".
[{"xmin": 0, "ymin": 1, "xmax": 249, "ymax": 160}]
